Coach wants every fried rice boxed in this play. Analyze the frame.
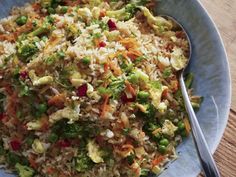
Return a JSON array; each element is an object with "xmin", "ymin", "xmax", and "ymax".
[{"xmin": 0, "ymin": 0, "xmax": 202, "ymax": 177}]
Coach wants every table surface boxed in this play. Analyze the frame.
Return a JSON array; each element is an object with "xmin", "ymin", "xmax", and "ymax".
[{"xmin": 198, "ymin": 1, "xmax": 236, "ymax": 177}]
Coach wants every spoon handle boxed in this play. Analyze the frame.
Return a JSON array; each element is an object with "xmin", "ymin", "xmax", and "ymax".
[{"xmin": 179, "ymin": 73, "xmax": 221, "ymax": 177}]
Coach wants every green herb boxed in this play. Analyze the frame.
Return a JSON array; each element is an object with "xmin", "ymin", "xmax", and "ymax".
[
  {"xmin": 6, "ymin": 152, "xmax": 21, "ymax": 166},
  {"xmin": 18, "ymin": 81, "xmax": 30, "ymax": 97},
  {"xmin": 126, "ymin": 153, "xmax": 135, "ymax": 165},
  {"xmin": 92, "ymin": 32, "xmax": 102, "ymax": 39},
  {"xmin": 140, "ymin": 168, "xmax": 150, "ymax": 176},
  {"xmin": 48, "ymin": 133, "xmax": 59, "ymax": 143},
  {"xmin": 16, "ymin": 16, "xmax": 28, "ymax": 26},
  {"xmin": 122, "ymin": 128, "xmax": 131, "ymax": 135},
  {"xmin": 150, "ymin": 80, "xmax": 162, "ymax": 89},
  {"xmin": 134, "ymin": 56, "xmax": 146, "ymax": 64},
  {"xmin": 163, "ymin": 67, "xmax": 172, "ymax": 78},
  {"xmin": 74, "ymin": 151, "xmax": 94, "ymax": 172},
  {"xmin": 137, "ymin": 91, "xmax": 149, "ymax": 103}
]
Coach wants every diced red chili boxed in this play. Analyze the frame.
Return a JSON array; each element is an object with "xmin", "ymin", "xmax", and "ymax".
[
  {"xmin": 99, "ymin": 41, "xmax": 106, "ymax": 48},
  {"xmin": 107, "ymin": 19, "xmax": 117, "ymax": 31},
  {"xmin": 10, "ymin": 139, "xmax": 21, "ymax": 151},
  {"xmin": 57, "ymin": 139, "xmax": 71, "ymax": 148},
  {"xmin": 0, "ymin": 113, "xmax": 5, "ymax": 121},
  {"xmin": 121, "ymin": 92, "xmax": 136, "ymax": 103},
  {"xmin": 20, "ymin": 71, "xmax": 28, "ymax": 79},
  {"xmin": 76, "ymin": 84, "xmax": 88, "ymax": 97}
]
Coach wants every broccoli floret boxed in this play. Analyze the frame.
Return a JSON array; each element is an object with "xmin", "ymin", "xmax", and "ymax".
[
  {"xmin": 106, "ymin": 4, "xmax": 138, "ymax": 21},
  {"xmin": 74, "ymin": 151, "xmax": 94, "ymax": 172},
  {"xmin": 15, "ymin": 163, "xmax": 35, "ymax": 177},
  {"xmin": 16, "ymin": 35, "xmax": 39, "ymax": 62}
]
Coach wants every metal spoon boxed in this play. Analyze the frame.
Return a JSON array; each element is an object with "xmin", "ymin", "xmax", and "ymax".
[{"xmin": 162, "ymin": 15, "xmax": 221, "ymax": 177}]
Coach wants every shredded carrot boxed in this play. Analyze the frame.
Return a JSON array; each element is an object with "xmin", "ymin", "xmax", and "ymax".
[
  {"xmin": 100, "ymin": 94, "xmax": 109, "ymax": 118},
  {"xmin": 109, "ymin": 61, "xmax": 122, "ymax": 76},
  {"xmin": 0, "ymin": 34, "xmax": 16, "ymax": 42},
  {"xmin": 46, "ymin": 167, "xmax": 55, "ymax": 174},
  {"xmin": 119, "ymin": 38, "xmax": 139, "ymax": 49},
  {"xmin": 126, "ymin": 48, "xmax": 142, "ymax": 61},
  {"xmin": 183, "ymin": 117, "xmax": 191, "ymax": 135},
  {"xmin": 28, "ymin": 154, "xmax": 37, "ymax": 169},
  {"xmin": 32, "ymin": 2, "xmax": 41, "ymax": 11},
  {"xmin": 48, "ymin": 94, "xmax": 66, "ymax": 108},
  {"xmin": 104, "ymin": 63, "xmax": 109, "ymax": 73},
  {"xmin": 125, "ymin": 81, "xmax": 136, "ymax": 97},
  {"xmin": 152, "ymin": 155, "xmax": 165, "ymax": 167}
]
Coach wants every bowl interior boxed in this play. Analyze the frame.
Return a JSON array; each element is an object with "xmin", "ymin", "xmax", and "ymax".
[{"xmin": 0, "ymin": 0, "xmax": 231, "ymax": 177}]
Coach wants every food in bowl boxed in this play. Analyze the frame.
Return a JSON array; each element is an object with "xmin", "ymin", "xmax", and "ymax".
[{"xmin": 0, "ymin": 0, "xmax": 202, "ymax": 176}]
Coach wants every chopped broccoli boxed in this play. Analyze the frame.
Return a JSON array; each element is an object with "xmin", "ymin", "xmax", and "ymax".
[
  {"xmin": 52, "ymin": 119, "xmax": 99, "ymax": 139},
  {"xmin": 106, "ymin": 4, "xmax": 138, "ymax": 21},
  {"xmin": 74, "ymin": 151, "xmax": 94, "ymax": 172},
  {"xmin": 15, "ymin": 163, "xmax": 35, "ymax": 177},
  {"xmin": 16, "ymin": 35, "xmax": 39, "ymax": 62}
]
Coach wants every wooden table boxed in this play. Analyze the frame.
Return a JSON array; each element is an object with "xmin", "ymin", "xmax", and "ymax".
[{"xmin": 199, "ymin": 1, "xmax": 236, "ymax": 177}]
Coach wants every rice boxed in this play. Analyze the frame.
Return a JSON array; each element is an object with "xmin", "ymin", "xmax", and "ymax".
[{"xmin": 0, "ymin": 1, "xmax": 201, "ymax": 177}]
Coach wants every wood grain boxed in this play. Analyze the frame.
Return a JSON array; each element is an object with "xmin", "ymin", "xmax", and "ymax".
[{"xmin": 198, "ymin": 1, "xmax": 236, "ymax": 177}]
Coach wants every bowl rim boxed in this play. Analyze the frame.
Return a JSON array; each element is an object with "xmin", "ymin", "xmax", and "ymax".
[{"xmin": 195, "ymin": 0, "xmax": 232, "ymax": 154}]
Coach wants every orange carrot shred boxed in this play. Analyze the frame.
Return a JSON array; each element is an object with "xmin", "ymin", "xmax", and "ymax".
[
  {"xmin": 100, "ymin": 94, "xmax": 109, "ymax": 118},
  {"xmin": 152, "ymin": 155, "xmax": 165, "ymax": 167}
]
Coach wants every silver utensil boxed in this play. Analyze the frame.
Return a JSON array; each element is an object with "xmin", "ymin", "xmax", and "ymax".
[{"xmin": 163, "ymin": 15, "xmax": 221, "ymax": 177}]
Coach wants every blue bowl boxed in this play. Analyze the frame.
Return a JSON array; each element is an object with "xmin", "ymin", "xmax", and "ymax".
[{"xmin": 0, "ymin": 0, "xmax": 231, "ymax": 177}]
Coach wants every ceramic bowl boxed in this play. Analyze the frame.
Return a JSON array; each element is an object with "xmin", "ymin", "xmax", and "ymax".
[{"xmin": 0, "ymin": 0, "xmax": 231, "ymax": 176}]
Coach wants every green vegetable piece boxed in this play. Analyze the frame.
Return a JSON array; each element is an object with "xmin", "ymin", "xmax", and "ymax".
[
  {"xmin": 48, "ymin": 133, "xmax": 58, "ymax": 143},
  {"xmin": 40, "ymin": 0, "xmax": 51, "ymax": 8},
  {"xmin": 75, "ymin": 151, "xmax": 94, "ymax": 172},
  {"xmin": 25, "ymin": 136, "xmax": 35, "ymax": 146},
  {"xmin": 163, "ymin": 67, "xmax": 172, "ymax": 78},
  {"xmin": 177, "ymin": 121, "xmax": 185, "ymax": 131},
  {"xmin": 15, "ymin": 163, "xmax": 34, "ymax": 177},
  {"xmin": 159, "ymin": 138, "xmax": 169, "ymax": 146},
  {"xmin": 180, "ymin": 130, "xmax": 187, "ymax": 137},
  {"xmin": 140, "ymin": 168, "xmax": 150, "ymax": 176},
  {"xmin": 61, "ymin": 122, "xmax": 82, "ymax": 139},
  {"xmin": 106, "ymin": 4, "xmax": 138, "ymax": 21},
  {"xmin": 81, "ymin": 57, "xmax": 91, "ymax": 65},
  {"xmin": 6, "ymin": 152, "xmax": 21, "ymax": 166},
  {"xmin": 159, "ymin": 145, "xmax": 167, "ymax": 154},
  {"xmin": 37, "ymin": 103, "xmax": 47, "ymax": 114},
  {"xmin": 184, "ymin": 73, "xmax": 194, "ymax": 89},
  {"xmin": 16, "ymin": 16, "xmax": 28, "ymax": 26},
  {"xmin": 57, "ymin": 51, "xmax": 65, "ymax": 59},
  {"xmin": 122, "ymin": 128, "xmax": 131, "ymax": 135},
  {"xmin": 126, "ymin": 153, "xmax": 135, "ymax": 165},
  {"xmin": 137, "ymin": 91, "xmax": 149, "ymax": 102},
  {"xmin": 48, "ymin": 7, "xmax": 56, "ymax": 14},
  {"xmin": 60, "ymin": 6, "xmax": 68, "ymax": 14}
]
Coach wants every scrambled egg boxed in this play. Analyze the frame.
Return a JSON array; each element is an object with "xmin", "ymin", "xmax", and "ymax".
[{"xmin": 87, "ymin": 140, "xmax": 104, "ymax": 163}]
